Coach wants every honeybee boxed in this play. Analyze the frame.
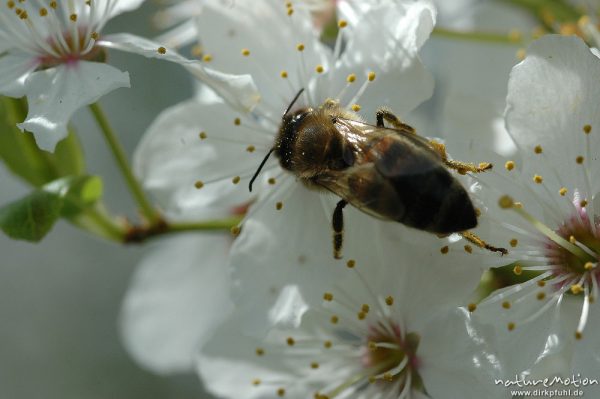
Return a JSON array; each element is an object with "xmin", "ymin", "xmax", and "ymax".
[{"xmin": 249, "ymin": 89, "xmax": 507, "ymax": 259}]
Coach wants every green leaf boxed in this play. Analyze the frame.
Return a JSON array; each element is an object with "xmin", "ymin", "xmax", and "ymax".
[
  {"xmin": 0, "ymin": 191, "xmax": 63, "ymax": 242},
  {"xmin": 0, "ymin": 175, "xmax": 104, "ymax": 242},
  {"xmin": 0, "ymin": 96, "xmax": 85, "ymax": 186}
]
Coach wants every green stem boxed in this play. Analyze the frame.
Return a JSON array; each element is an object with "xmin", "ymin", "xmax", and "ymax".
[
  {"xmin": 76, "ymin": 206, "xmax": 126, "ymax": 242},
  {"xmin": 89, "ymin": 103, "xmax": 160, "ymax": 224},
  {"xmin": 432, "ymin": 27, "xmax": 523, "ymax": 45},
  {"xmin": 168, "ymin": 217, "xmax": 242, "ymax": 233}
]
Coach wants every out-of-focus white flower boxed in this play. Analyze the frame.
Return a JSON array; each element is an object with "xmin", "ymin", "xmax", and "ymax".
[
  {"xmin": 197, "ymin": 227, "xmax": 508, "ymax": 399},
  {"xmin": 154, "ymin": 0, "xmax": 336, "ymax": 48},
  {"xmin": 466, "ymin": 35, "xmax": 600, "ymax": 375},
  {"xmin": 0, "ymin": 0, "xmax": 258, "ymax": 151},
  {"xmin": 134, "ymin": 0, "xmax": 438, "ymax": 334}
]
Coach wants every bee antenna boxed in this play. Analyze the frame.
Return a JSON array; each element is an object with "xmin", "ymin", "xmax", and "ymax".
[
  {"xmin": 283, "ymin": 88, "xmax": 305, "ymax": 117},
  {"xmin": 249, "ymin": 148, "xmax": 275, "ymax": 192}
]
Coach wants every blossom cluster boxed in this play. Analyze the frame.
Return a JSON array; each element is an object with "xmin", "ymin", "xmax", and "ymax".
[{"xmin": 2, "ymin": 0, "xmax": 600, "ymax": 397}]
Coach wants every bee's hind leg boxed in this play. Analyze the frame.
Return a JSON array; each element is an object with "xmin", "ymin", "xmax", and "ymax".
[
  {"xmin": 375, "ymin": 109, "xmax": 416, "ymax": 134},
  {"xmin": 332, "ymin": 199, "xmax": 348, "ymax": 259},
  {"xmin": 428, "ymin": 140, "xmax": 492, "ymax": 174},
  {"xmin": 461, "ymin": 231, "xmax": 508, "ymax": 255}
]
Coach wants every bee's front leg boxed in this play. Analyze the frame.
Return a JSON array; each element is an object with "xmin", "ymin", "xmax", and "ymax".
[
  {"xmin": 332, "ymin": 199, "xmax": 348, "ymax": 259},
  {"xmin": 460, "ymin": 231, "xmax": 508, "ymax": 255},
  {"xmin": 375, "ymin": 109, "xmax": 416, "ymax": 134},
  {"xmin": 428, "ymin": 140, "xmax": 492, "ymax": 174}
]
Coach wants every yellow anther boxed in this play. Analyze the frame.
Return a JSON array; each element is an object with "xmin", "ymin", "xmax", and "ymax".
[
  {"xmin": 576, "ymin": 155, "xmax": 584, "ymax": 164},
  {"xmin": 516, "ymin": 48, "xmax": 526, "ymax": 61},
  {"xmin": 502, "ymin": 301, "xmax": 511, "ymax": 309},
  {"xmin": 513, "ymin": 264, "xmax": 522, "ymax": 275},
  {"xmin": 234, "ymin": 117, "xmax": 241, "ymax": 126},
  {"xmin": 559, "ymin": 23, "xmax": 577, "ymax": 36},
  {"xmin": 537, "ymin": 292, "xmax": 546, "ymax": 300},
  {"xmin": 280, "ymin": 70, "xmax": 288, "ymax": 78},
  {"xmin": 323, "ymin": 292, "xmax": 333, "ymax": 301},
  {"xmin": 467, "ymin": 303, "xmax": 477, "ymax": 312},
  {"xmin": 440, "ymin": 246, "xmax": 449, "ymax": 254},
  {"xmin": 508, "ymin": 29, "xmax": 522, "ymax": 42},
  {"xmin": 194, "ymin": 180, "xmax": 204, "ymax": 189},
  {"xmin": 357, "ymin": 311, "xmax": 366, "ymax": 320},
  {"xmin": 346, "ymin": 259, "xmax": 355, "ymax": 268},
  {"xmin": 7, "ymin": 0, "xmax": 15, "ymax": 8},
  {"xmin": 202, "ymin": 54, "xmax": 213, "ymax": 62},
  {"xmin": 157, "ymin": 47, "xmax": 166, "ymax": 54},
  {"xmin": 286, "ymin": 337, "xmax": 295, "ymax": 346},
  {"xmin": 330, "ymin": 315, "xmax": 339, "ymax": 324},
  {"xmin": 69, "ymin": 13, "xmax": 77, "ymax": 21},
  {"xmin": 509, "ymin": 239, "xmax": 518, "ymax": 247},
  {"xmin": 570, "ymin": 235, "xmax": 577, "ymax": 244},
  {"xmin": 311, "ymin": 362, "xmax": 319, "ymax": 369},
  {"xmin": 287, "ymin": 7, "xmax": 293, "ymax": 16},
  {"xmin": 338, "ymin": 19, "xmax": 347, "ymax": 28},
  {"xmin": 285, "ymin": 1, "xmax": 292, "ymax": 7},
  {"xmin": 578, "ymin": 15, "xmax": 591, "ymax": 28},
  {"xmin": 464, "ymin": 245, "xmax": 473, "ymax": 254},
  {"xmin": 533, "ymin": 174, "xmax": 543, "ymax": 184},
  {"xmin": 533, "ymin": 145, "xmax": 543, "ymax": 154},
  {"xmin": 268, "ymin": 178, "xmax": 276, "ymax": 185},
  {"xmin": 537, "ymin": 280, "xmax": 546, "ymax": 287},
  {"xmin": 252, "ymin": 378, "xmax": 261, "ymax": 386},
  {"xmin": 91, "ymin": 31, "xmax": 99, "ymax": 40},
  {"xmin": 507, "ymin": 322, "xmax": 516, "ymax": 331},
  {"xmin": 559, "ymin": 187, "xmax": 568, "ymax": 196},
  {"xmin": 575, "ymin": 331, "xmax": 583, "ymax": 340},
  {"xmin": 232, "ymin": 176, "xmax": 241, "ymax": 185},
  {"xmin": 475, "ymin": 208, "xmax": 482, "ymax": 217},
  {"xmin": 361, "ymin": 304, "xmax": 370, "ymax": 313},
  {"xmin": 346, "ymin": 73, "xmax": 356, "ymax": 83},
  {"xmin": 39, "ymin": 7, "xmax": 47, "ymax": 16},
  {"xmin": 324, "ymin": 340, "xmax": 332, "ymax": 348},
  {"xmin": 580, "ymin": 200, "xmax": 588, "ymax": 208},
  {"xmin": 504, "ymin": 160, "xmax": 515, "ymax": 171},
  {"xmin": 571, "ymin": 284, "xmax": 583, "ymax": 295},
  {"xmin": 385, "ymin": 296, "xmax": 394, "ymax": 306},
  {"xmin": 583, "ymin": 124, "xmax": 592, "ymax": 134},
  {"xmin": 296, "ymin": 43, "xmax": 305, "ymax": 51},
  {"xmin": 191, "ymin": 45, "xmax": 203, "ymax": 57},
  {"xmin": 315, "ymin": 65, "xmax": 324, "ymax": 73},
  {"xmin": 368, "ymin": 341, "xmax": 377, "ymax": 350},
  {"xmin": 276, "ymin": 202, "xmax": 283, "ymax": 210},
  {"xmin": 199, "ymin": 131, "xmax": 207, "ymax": 140},
  {"xmin": 231, "ymin": 225, "xmax": 241, "ymax": 236},
  {"xmin": 49, "ymin": 1, "xmax": 57, "ymax": 8},
  {"xmin": 241, "ymin": 48, "xmax": 250, "ymax": 56},
  {"xmin": 532, "ymin": 26, "xmax": 546, "ymax": 39},
  {"xmin": 351, "ymin": 104, "xmax": 361, "ymax": 112},
  {"xmin": 584, "ymin": 262, "xmax": 595, "ymax": 271},
  {"xmin": 368, "ymin": 376, "xmax": 377, "ymax": 384},
  {"xmin": 383, "ymin": 372, "xmax": 393, "ymax": 382},
  {"xmin": 368, "ymin": 72, "xmax": 376, "ymax": 81},
  {"xmin": 246, "ymin": 145, "xmax": 255, "ymax": 152},
  {"xmin": 277, "ymin": 388, "xmax": 286, "ymax": 397},
  {"xmin": 256, "ymin": 347, "xmax": 265, "ymax": 356}
]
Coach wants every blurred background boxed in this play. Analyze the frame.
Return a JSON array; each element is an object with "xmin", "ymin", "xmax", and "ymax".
[{"xmin": 0, "ymin": 0, "xmax": 542, "ymax": 398}]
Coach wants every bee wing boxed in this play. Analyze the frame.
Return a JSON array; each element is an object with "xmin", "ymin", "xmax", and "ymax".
[
  {"xmin": 315, "ymin": 165, "xmax": 407, "ymax": 222},
  {"xmin": 333, "ymin": 117, "xmax": 442, "ymax": 178}
]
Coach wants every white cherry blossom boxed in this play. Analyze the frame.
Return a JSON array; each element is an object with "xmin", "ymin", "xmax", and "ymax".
[
  {"xmin": 0, "ymin": 0, "xmax": 257, "ymax": 151},
  {"xmin": 464, "ymin": 35, "xmax": 600, "ymax": 376},
  {"xmin": 196, "ymin": 227, "xmax": 509, "ymax": 399}
]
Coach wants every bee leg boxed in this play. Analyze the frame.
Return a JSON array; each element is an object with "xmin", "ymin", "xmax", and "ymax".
[
  {"xmin": 375, "ymin": 109, "xmax": 416, "ymax": 134},
  {"xmin": 332, "ymin": 199, "xmax": 348, "ymax": 259},
  {"xmin": 428, "ymin": 140, "xmax": 492, "ymax": 174},
  {"xmin": 460, "ymin": 231, "xmax": 508, "ymax": 255}
]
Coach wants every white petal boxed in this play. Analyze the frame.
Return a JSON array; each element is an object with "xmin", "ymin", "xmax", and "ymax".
[
  {"xmin": 120, "ymin": 233, "xmax": 233, "ymax": 375},
  {"xmin": 505, "ymin": 35, "xmax": 600, "ymax": 193},
  {"xmin": 18, "ymin": 62, "xmax": 129, "ymax": 151},
  {"xmin": 419, "ymin": 308, "xmax": 510, "ymax": 399},
  {"xmin": 332, "ymin": 0, "xmax": 435, "ymax": 117},
  {"xmin": 100, "ymin": 0, "xmax": 146, "ymax": 19},
  {"xmin": 0, "ymin": 53, "xmax": 38, "ymax": 97},
  {"xmin": 133, "ymin": 97, "xmax": 259, "ymax": 216},
  {"xmin": 98, "ymin": 33, "xmax": 260, "ymax": 112},
  {"xmin": 194, "ymin": 0, "xmax": 330, "ymax": 109}
]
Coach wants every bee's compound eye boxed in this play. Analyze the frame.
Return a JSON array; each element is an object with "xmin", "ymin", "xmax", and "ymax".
[{"xmin": 331, "ymin": 116, "xmax": 338, "ymax": 124}]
